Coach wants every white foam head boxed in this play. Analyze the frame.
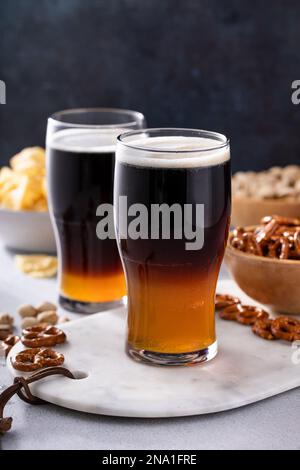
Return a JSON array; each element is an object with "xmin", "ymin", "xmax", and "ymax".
[
  {"xmin": 47, "ymin": 128, "xmax": 126, "ymax": 153},
  {"xmin": 116, "ymin": 135, "xmax": 230, "ymax": 168}
]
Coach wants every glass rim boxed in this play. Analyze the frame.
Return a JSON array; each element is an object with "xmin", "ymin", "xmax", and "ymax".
[
  {"xmin": 117, "ymin": 128, "xmax": 230, "ymax": 154},
  {"xmin": 48, "ymin": 107, "xmax": 145, "ymax": 129}
]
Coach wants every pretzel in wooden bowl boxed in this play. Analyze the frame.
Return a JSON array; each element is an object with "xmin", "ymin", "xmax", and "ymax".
[{"xmin": 229, "ymin": 215, "xmax": 300, "ymax": 260}]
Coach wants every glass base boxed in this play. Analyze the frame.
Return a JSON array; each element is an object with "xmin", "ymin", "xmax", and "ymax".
[
  {"xmin": 126, "ymin": 340, "xmax": 217, "ymax": 366},
  {"xmin": 59, "ymin": 294, "xmax": 126, "ymax": 314}
]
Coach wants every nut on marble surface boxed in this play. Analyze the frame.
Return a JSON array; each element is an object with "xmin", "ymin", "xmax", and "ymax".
[{"xmin": 18, "ymin": 304, "xmax": 37, "ymax": 318}]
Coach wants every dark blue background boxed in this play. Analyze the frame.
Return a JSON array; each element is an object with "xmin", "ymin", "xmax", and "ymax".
[{"xmin": 0, "ymin": 0, "xmax": 300, "ymax": 171}]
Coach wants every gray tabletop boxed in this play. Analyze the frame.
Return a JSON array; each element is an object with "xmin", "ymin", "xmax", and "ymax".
[{"xmin": 0, "ymin": 247, "xmax": 299, "ymax": 450}]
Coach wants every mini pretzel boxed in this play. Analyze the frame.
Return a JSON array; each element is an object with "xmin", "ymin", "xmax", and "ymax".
[
  {"xmin": 231, "ymin": 227, "xmax": 245, "ymax": 238},
  {"xmin": 0, "ymin": 335, "xmax": 20, "ymax": 357},
  {"xmin": 260, "ymin": 216, "xmax": 274, "ymax": 225},
  {"xmin": 36, "ymin": 348, "xmax": 65, "ymax": 367},
  {"xmin": 219, "ymin": 303, "xmax": 243, "ymax": 321},
  {"xmin": 279, "ymin": 237, "xmax": 290, "ymax": 259},
  {"xmin": 294, "ymin": 230, "xmax": 300, "ymax": 255},
  {"xmin": 21, "ymin": 325, "xmax": 66, "ymax": 348},
  {"xmin": 249, "ymin": 234, "xmax": 263, "ymax": 256},
  {"xmin": 11, "ymin": 348, "xmax": 43, "ymax": 372},
  {"xmin": 230, "ymin": 236, "xmax": 245, "ymax": 251},
  {"xmin": 252, "ymin": 318, "xmax": 277, "ymax": 340},
  {"xmin": 276, "ymin": 226, "xmax": 298, "ymax": 236},
  {"xmin": 215, "ymin": 294, "xmax": 240, "ymax": 310},
  {"xmin": 230, "ymin": 216, "xmax": 300, "ymax": 260},
  {"xmin": 255, "ymin": 219, "xmax": 279, "ymax": 244},
  {"xmin": 11, "ymin": 347, "xmax": 64, "ymax": 372},
  {"xmin": 268, "ymin": 239, "xmax": 280, "ymax": 258},
  {"xmin": 271, "ymin": 317, "xmax": 300, "ymax": 342},
  {"xmin": 243, "ymin": 233, "xmax": 263, "ymax": 255},
  {"xmin": 261, "ymin": 215, "xmax": 300, "ymax": 226},
  {"xmin": 236, "ymin": 305, "xmax": 269, "ymax": 325},
  {"xmin": 268, "ymin": 237, "xmax": 290, "ymax": 260}
]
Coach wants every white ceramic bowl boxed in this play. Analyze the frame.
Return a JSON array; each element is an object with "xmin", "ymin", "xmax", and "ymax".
[{"xmin": 0, "ymin": 209, "xmax": 56, "ymax": 253}]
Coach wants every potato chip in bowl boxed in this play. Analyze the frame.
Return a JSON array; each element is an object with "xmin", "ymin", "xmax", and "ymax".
[
  {"xmin": 0, "ymin": 147, "xmax": 48, "ymax": 211},
  {"xmin": 0, "ymin": 147, "xmax": 55, "ymax": 252}
]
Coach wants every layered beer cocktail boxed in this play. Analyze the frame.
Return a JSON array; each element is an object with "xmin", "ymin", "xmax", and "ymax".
[{"xmin": 114, "ymin": 129, "xmax": 231, "ymax": 365}]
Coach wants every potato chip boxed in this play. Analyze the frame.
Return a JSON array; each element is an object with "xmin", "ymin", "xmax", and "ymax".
[
  {"xmin": 0, "ymin": 167, "xmax": 21, "ymax": 197},
  {"xmin": 2, "ymin": 174, "xmax": 39, "ymax": 210},
  {"xmin": 0, "ymin": 147, "xmax": 48, "ymax": 211},
  {"xmin": 0, "ymin": 167, "xmax": 17, "ymax": 184},
  {"xmin": 28, "ymin": 267, "xmax": 58, "ymax": 278},
  {"xmin": 32, "ymin": 198, "xmax": 48, "ymax": 211},
  {"xmin": 1, "ymin": 176, "xmax": 28, "ymax": 210},
  {"xmin": 10, "ymin": 147, "xmax": 45, "ymax": 173},
  {"xmin": 41, "ymin": 177, "xmax": 47, "ymax": 198},
  {"xmin": 15, "ymin": 255, "xmax": 58, "ymax": 278}
]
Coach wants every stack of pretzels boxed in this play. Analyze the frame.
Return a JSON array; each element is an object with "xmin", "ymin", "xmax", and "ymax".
[
  {"xmin": 229, "ymin": 215, "xmax": 300, "ymax": 260},
  {"xmin": 216, "ymin": 294, "xmax": 300, "ymax": 341},
  {"xmin": 11, "ymin": 324, "xmax": 66, "ymax": 372}
]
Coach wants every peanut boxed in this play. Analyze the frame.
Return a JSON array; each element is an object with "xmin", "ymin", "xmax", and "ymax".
[
  {"xmin": 37, "ymin": 310, "xmax": 58, "ymax": 325},
  {"xmin": 232, "ymin": 165, "xmax": 300, "ymax": 200},
  {"xmin": 21, "ymin": 316, "xmax": 39, "ymax": 329},
  {"xmin": 0, "ymin": 324, "xmax": 13, "ymax": 340},
  {"xmin": 18, "ymin": 304, "xmax": 37, "ymax": 318},
  {"xmin": 36, "ymin": 301, "xmax": 57, "ymax": 313},
  {"xmin": 0, "ymin": 313, "xmax": 14, "ymax": 326}
]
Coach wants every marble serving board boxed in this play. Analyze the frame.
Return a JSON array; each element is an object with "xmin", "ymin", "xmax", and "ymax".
[{"xmin": 7, "ymin": 280, "xmax": 300, "ymax": 418}]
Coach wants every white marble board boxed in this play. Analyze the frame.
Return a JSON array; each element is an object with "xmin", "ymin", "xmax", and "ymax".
[{"xmin": 7, "ymin": 280, "xmax": 300, "ymax": 418}]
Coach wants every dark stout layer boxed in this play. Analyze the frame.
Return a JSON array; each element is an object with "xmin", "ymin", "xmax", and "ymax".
[{"xmin": 115, "ymin": 161, "xmax": 231, "ymax": 265}]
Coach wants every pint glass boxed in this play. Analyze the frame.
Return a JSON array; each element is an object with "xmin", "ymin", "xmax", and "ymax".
[
  {"xmin": 46, "ymin": 108, "xmax": 146, "ymax": 313},
  {"xmin": 114, "ymin": 129, "xmax": 231, "ymax": 365}
]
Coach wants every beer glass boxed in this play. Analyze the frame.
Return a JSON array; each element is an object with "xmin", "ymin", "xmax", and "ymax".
[
  {"xmin": 114, "ymin": 128, "xmax": 231, "ymax": 365},
  {"xmin": 46, "ymin": 108, "xmax": 146, "ymax": 313}
]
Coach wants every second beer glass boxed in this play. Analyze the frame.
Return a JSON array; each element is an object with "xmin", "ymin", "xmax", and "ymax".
[
  {"xmin": 114, "ymin": 128, "xmax": 231, "ymax": 366},
  {"xmin": 46, "ymin": 108, "xmax": 146, "ymax": 313}
]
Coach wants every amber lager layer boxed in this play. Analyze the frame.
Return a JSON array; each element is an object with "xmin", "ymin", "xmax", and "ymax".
[{"xmin": 115, "ymin": 132, "xmax": 231, "ymax": 365}]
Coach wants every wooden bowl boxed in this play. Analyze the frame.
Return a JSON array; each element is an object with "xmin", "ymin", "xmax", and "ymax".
[
  {"xmin": 232, "ymin": 196, "xmax": 300, "ymax": 227},
  {"xmin": 225, "ymin": 244, "xmax": 300, "ymax": 314}
]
